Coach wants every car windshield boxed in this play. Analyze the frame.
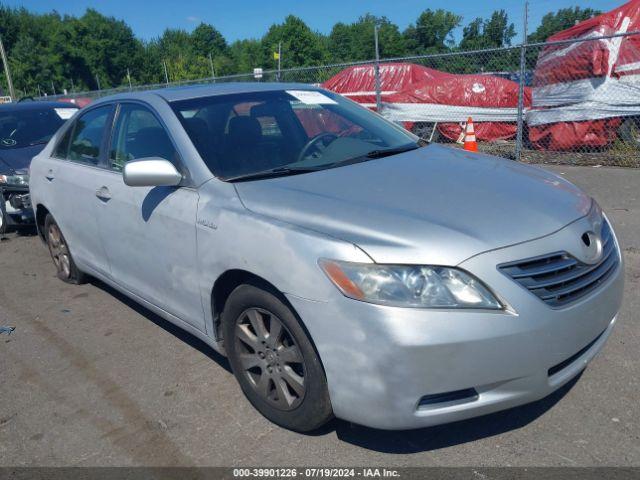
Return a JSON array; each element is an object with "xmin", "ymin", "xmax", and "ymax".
[
  {"xmin": 171, "ymin": 89, "xmax": 419, "ymax": 180},
  {"xmin": 0, "ymin": 107, "xmax": 77, "ymax": 149}
]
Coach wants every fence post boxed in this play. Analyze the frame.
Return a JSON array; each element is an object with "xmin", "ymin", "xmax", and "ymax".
[
  {"xmin": 515, "ymin": 1, "xmax": 529, "ymax": 162},
  {"xmin": 163, "ymin": 60, "xmax": 169, "ymax": 85},
  {"xmin": 374, "ymin": 24, "xmax": 382, "ymax": 112},
  {"xmin": 277, "ymin": 42, "xmax": 282, "ymax": 82}
]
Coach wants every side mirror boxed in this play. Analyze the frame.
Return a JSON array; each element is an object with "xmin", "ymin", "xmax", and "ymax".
[{"xmin": 123, "ymin": 158, "xmax": 182, "ymax": 187}]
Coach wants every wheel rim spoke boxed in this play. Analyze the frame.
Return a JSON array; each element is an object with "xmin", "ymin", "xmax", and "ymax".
[
  {"xmin": 280, "ymin": 366, "xmax": 305, "ymax": 397},
  {"xmin": 274, "ymin": 377, "xmax": 295, "ymax": 407},
  {"xmin": 239, "ymin": 353, "xmax": 261, "ymax": 370},
  {"xmin": 267, "ymin": 318, "xmax": 283, "ymax": 348},
  {"xmin": 246, "ymin": 309, "xmax": 268, "ymax": 341},
  {"xmin": 60, "ymin": 255, "xmax": 70, "ymax": 276},
  {"xmin": 278, "ymin": 345, "xmax": 302, "ymax": 364},
  {"xmin": 236, "ymin": 324, "xmax": 259, "ymax": 350},
  {"xmin": 254, "ymin": 372, "xmax": 271, "ymax": 398}
]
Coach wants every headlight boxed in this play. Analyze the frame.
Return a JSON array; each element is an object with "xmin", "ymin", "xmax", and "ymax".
[
  {"xmin": 0, "ymin": 174, "xmax": 29, "ymax": 186},
  {"xmin": 319, "ymin": 259, "xmax": 502, "ymax": 309}
]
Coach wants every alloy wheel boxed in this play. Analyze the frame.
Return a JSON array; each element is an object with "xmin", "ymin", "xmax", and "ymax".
[
  {"xmin": 47, "ymin": 223, "xmax": 71, "ymax": 279},
  {"xmin": 234, "ymin": 307, "xmax": 306, "ymax": 410}
]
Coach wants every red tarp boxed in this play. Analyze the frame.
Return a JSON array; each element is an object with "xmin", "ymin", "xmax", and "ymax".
[
  {"xmin": 322, "ymin": 62, "xmax": 531, "ymax": 141},
  {"xmin": 529, "ymin": 0, "xmax": 640, "ymax": 150},
  {"xmin": 59, "ymin": 97, "xmax": 93, "ymax": 108}
]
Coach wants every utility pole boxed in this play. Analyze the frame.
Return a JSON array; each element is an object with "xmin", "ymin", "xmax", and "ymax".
[
  {"xmin": 37, "ymin": 84, "xmax": 42, "ymax": 97},
  {"xmin": 95, "ymin": 74, "xmax": 101, "ymax": 91},
  {"xmin": 0, "ymin": 35, "xmax": 16, "ymax": 100},
  {"xmin": 515, "ymin": 0, "xmax": 529, "ymax": 162},
  {"xmin": 163, "ymin": 60, "xmax": 169, "ymax": 85},
  {"xmin": 208, "ymin": 52, "xmax": 215, "ymax": 78},
  {"xmin": 70, "ymin": 78, "xmax": 75, "ymax": 93},
  {"xmin": 127, "ymin": 68, "xmax": 132, "ymax": 89},
  {"xmin": 373, "ymin": 24, "xmax": 382, "ymax": 112},
  {"xmin": 51, "ymin": 80, "xmax": 56, "ymax": 95}
]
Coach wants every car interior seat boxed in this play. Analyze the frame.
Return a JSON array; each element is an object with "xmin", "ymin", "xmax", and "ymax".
[{"xmin": 224, "ymin": 116, "xmax": 271, "ymax": 174}]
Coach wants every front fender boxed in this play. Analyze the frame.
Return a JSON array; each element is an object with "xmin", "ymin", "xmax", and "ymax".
[{"xmin": 196, "ymin": 179, "xmax": 372, "ymax": 339}]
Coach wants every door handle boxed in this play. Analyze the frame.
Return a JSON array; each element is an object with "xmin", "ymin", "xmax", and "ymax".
[
  {"xmin": 45, "ymin": 169, "xmax": 55, "ymax": 181},
  {"xmin": 95, "ymin": 186, "xmax": 112, "ymax": 201}
]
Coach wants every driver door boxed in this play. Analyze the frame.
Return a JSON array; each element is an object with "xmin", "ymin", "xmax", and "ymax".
[{"xmin": 96, "ymin": 102, "xmax": 205, "ymax": 331}]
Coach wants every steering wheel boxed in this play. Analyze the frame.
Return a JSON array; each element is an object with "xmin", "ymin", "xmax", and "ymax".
[{"xmin": 297, "ymin": 133, "xmax": 338, "ymax": 163}]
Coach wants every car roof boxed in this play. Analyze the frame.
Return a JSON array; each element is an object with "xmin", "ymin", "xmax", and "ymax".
[
  {"xmin": 0, "ymin": 101, "xmax": 79, "ymax": 112},
  {"xmin": 91, "ymin": 82, "xmax": 322, "ymax": 105}
]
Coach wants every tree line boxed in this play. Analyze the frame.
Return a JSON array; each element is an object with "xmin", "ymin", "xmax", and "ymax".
[{"xmin": 0, "ymin": 4, "xmax": 600, "ymax": 97}]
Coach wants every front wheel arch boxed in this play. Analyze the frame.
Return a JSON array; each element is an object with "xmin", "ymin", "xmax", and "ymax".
[{"xmin": 211, "ymin": 270, "xmax": 325, "ymax": 373}]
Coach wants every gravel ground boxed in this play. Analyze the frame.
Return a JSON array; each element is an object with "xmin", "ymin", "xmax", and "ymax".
[{"xmin": 0, "ymin": 165, "xmax": 638, "ymax": 467}]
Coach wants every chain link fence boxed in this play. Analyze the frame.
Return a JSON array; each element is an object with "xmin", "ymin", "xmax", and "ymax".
[{"xmin": 37, "ymin": 31, "xmax": 640, "ymax": 167}]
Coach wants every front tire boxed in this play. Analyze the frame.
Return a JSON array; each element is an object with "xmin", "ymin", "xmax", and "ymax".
[
  {"xmin": 44, "ymin": 214, "xmax": 87, "ymax": 284},
  {"xmin": 223, "ymin": 283, "xmax": 333, "ymax": 432}
]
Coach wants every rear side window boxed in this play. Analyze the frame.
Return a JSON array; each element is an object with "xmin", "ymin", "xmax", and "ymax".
[
  {"xmin": 53, "ymin": 127, "xmax": 73, "ymax": 159},
  {"xmin": 67, "ymin": 106, "xmax": 112, "ymax": 165},
  {"xmin": 110, "ymin": 104, "xmax": 179, "ymax": 172}
]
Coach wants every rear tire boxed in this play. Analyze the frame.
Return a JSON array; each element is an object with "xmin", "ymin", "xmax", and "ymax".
[
  {"xmin": 0, "ymin": 196, "xmax": 8, "ymax": 235},
  {"xmin": 222, "ymin": 283, "xmax": 333, "ymax": 432},
  {"xmin": 44, "ymin": 214, "xmax": 87, "ymax": 284}
]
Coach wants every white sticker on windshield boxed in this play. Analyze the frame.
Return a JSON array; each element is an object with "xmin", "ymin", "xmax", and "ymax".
[
  {"xmin": 54, "ymin": 108, "xmax": 77, "ymax": 120},
  {"xmin": 286, "ymin": 90, "xmax": 337, "ymax": 105}
]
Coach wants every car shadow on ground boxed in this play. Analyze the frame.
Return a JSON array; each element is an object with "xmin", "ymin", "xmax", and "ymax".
[
  {"xmin": 89, "ymin": 278, "xmax": 232, "ymax": 373},
  {"xmin": 327, "ymin": 373, "xmax": 582, "ymax": 453},
  {"xmin": 90, "ymin": 276, "xmax": 581, "ymax": 453}
]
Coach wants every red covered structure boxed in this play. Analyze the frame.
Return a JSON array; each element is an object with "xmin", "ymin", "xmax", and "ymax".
[
  {"xmin": 59, "ymin": 97, "xmax": 93, "ymax": 108},
  {"xmin": 322, "ymin": 62, "xmax": 531, "ymax": 142},
  {"xmin": 529, "ymin": 0, "xmax": 640, "ymax": 150}
]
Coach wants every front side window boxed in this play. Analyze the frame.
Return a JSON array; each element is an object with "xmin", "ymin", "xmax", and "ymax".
[
  {"xmin": 67, "ymin": 106, "xmax": 112, "ymax": 165},
  {"xmin": 171, "ymin": 89, "xmax": 418, "ymax": 181},
  {"xmin": 110, "ymin": 104, "xmax": 179, "ymax": 172}
]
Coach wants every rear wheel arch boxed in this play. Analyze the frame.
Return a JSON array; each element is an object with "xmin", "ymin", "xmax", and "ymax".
[{"xmin": 35, "ymin": 204, "xmax": 51, "ymax": 242}]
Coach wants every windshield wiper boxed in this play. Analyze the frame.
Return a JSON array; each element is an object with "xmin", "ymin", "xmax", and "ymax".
[
  {"xmin": 225, "ymin": 166, "xmax": 323, "ymax": 182},
  {"xmin": 324, "ymin": 143, "xmax": 421, "ymax": 170},
  {"xmin": 365, "ymin": 144, "xmax": 420, "ymax": 158},
  {"xmin": 226, "ymin": 144, "xmax": 421, "ymax": 182}
]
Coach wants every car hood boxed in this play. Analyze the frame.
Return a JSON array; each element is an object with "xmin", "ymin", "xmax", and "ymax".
[
  {"xmin": 234, "ymin": 144, "xmax": 592, "ymax": 265},
  {"xmin": 0, "ymin": 144, "xmax": 44, "ymax": 174}
]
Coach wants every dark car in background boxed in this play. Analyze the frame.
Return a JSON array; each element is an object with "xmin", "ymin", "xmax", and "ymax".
[{"xmin": 0, "ymin": 101, "xmax": 78, "ymax": 233}]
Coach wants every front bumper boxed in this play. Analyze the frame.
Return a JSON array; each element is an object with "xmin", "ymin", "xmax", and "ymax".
[
  {"xmin": 1, "ymin": 185, "xmax": 34, "ymax": 229},
  {"xmin": 287, "ymin": 218, "xmax": 624, "ymax": 430}
]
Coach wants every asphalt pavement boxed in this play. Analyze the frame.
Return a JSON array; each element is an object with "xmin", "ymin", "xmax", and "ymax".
[{"xmin": 0, "ymin": 164, "xmax": 638, "ymax": 466}]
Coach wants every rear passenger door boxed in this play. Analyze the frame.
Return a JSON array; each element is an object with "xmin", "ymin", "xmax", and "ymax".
[
  {"xmin": 96, "ymin": 102, "xmax": 205, "ymax": 331},
  {"xmin": 44, "ymin": 104, "xmax": 114, "ymax": 276}
]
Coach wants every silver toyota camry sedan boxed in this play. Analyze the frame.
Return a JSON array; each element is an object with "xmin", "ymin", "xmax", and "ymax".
[{"xmin": 29, "ymin": 84, "xmax": 624, "ymax": 432}]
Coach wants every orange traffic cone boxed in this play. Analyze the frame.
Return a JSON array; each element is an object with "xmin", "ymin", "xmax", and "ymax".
[{"xmin": 463, "ymin": 117, "xmax": 478, "ymax": 153}]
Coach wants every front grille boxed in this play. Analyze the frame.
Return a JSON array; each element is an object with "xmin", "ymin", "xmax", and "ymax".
[{"xmin": 499, "ymin": 220, "xmax": 619, "ymax": 308}]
